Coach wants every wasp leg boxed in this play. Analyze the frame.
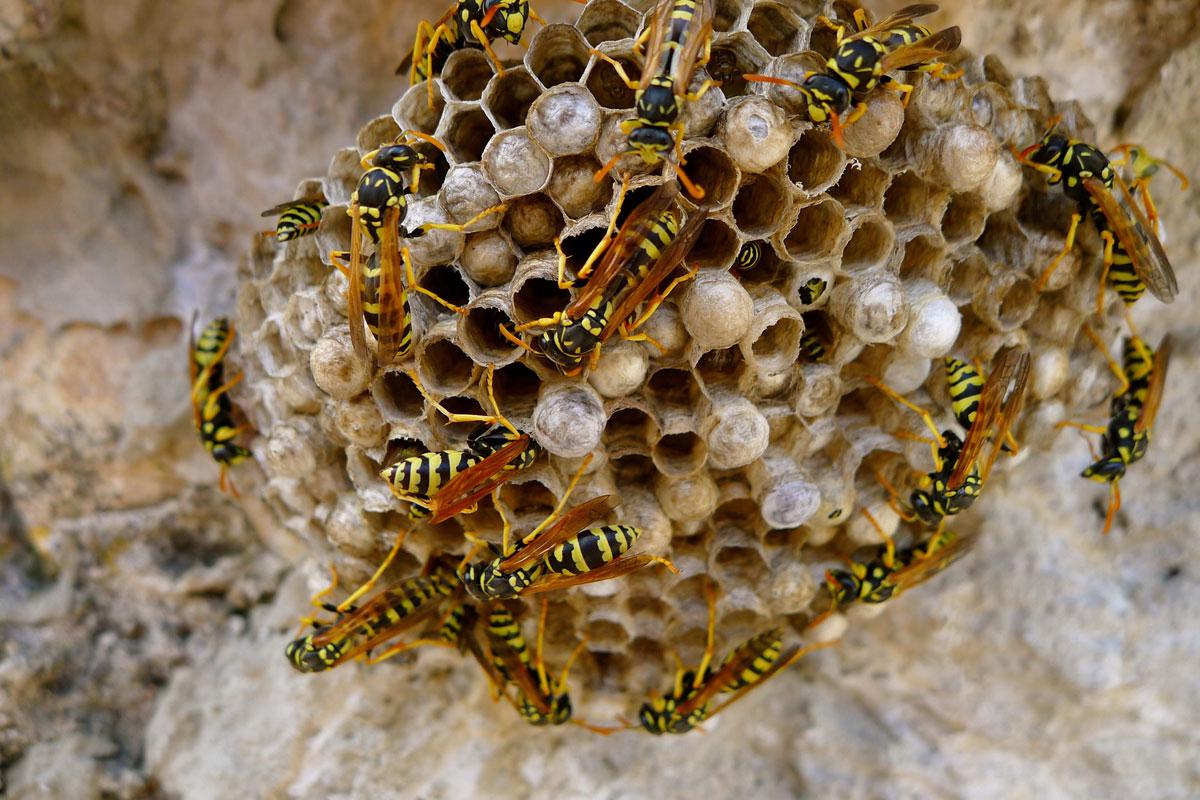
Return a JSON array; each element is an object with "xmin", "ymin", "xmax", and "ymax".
[
  {"xmin": 1095, "ymin": 229, "xmax": 1117, "ymax": 318},
  {"xmin": 621, "ymin": 264, "xmax": 699, "ymax": 337},
  {"xmin": 1054, "ymin": 420, "xmax": 1108, "ymax": 436},
  {"xmin": 514, "ymin": 311, "xmax": 565, "ymax": 333},
  {"xmin": 517, "ymin": 454, "xmax": 593, "ymax": 548},
  {"xmin": 865, "ymin": 376, "xmax": 947, "ymax": 453},
  {"xmin": 1082, "ymin": 323, "xmax": 1130, "ymax": 396},
  {"xmin": 874, "ymin": 467, "xmax": 918, "ymax": 523},
  {"xmin": 693, "ymin": 579, "xmax": 719, "ymax": 684},
  {"xmin": 1102, "ymin": 481, "xmax": 1121, "ymax": 536},
  {"xmin": 1035, "ymin": 212, "xmax": 1081, "ymax": 292},
  {"xmin": 881, "ymin": 78, "xmax": 915, "ymax": 107},
  {"xmin": 920, "ymin": 62, "xmax": 964, "ymax": 81},
  {"xmin": 419, "ymin": 203, "xmax": 508, "ymax": 235},
  {"xmin": 338, "ymin": 530, "xmax": 410, "ymax": 612},
  {"xmin": 589, "ymin": 48, "xmax": 641, "ymax": 90},
  {"xmin": 401, "ymin": 246, "xmax": 464, "ymax": 316},
  {"xmin": 568, "ymin": 174, "xmax": 630, "ymax": 286},
  {"xmin": 468, "ymin": 19, "xmax": 507, "ymax": 77},
  {"xmin": 860, "ymin": 507, "xmax": 897, "ymax": 569},
  {"xmin": 368, "ymin": 637, "xmax": 454, "ymax": 665},
  {"xmin": 499, "ymin": 324, "xmax": 539, "ymax": 354}
]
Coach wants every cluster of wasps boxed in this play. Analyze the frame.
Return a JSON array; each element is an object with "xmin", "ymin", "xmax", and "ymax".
[{"xmin": 184, "ymin": 0, "xmax": 1186, "ymax": 734}]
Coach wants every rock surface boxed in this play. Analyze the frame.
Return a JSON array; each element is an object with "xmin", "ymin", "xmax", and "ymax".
[{"xmin": 1, "ymin": 1, "xmax": 1198, "ymax": 799}]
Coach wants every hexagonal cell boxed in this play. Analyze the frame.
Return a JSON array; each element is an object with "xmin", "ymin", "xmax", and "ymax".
[
  {"xmin": 375, "ymin": 369, "xmax": 425, "ymax": 420},
  {"xmin": 504, "ymin": 193, "xmax": 565, "ymax": 250},
  {"xmin": 690, "ymin": 217, "xmax": 740, "ymax": 270},
  {"xmin": 424, "ymin": 394, "xmax": 487, "ymax": 446},
  {"xmin": 414, "ymin": 263, "xmax": 471, "ymax": 311},
  {"xmin": 548, "ymin": 155, "xmax": 612, "ymax": 219},
  {"xmin": 527, "ymin": 24, "xmax": 590, "ymax": 88},
  {"xmin": 440, "ymin": 49, "xmax": 494, "ymax": 103},
  {"xmin": 748, "ymin": 310, "xmax": 802, "ymax": 372},
  {"xmin": 712, "ymin": 0, "xmax": 749, "ymax": 32},
  {"xmin": 578, "ymin": 0, "xmax": 642, "ymax": 45},
  {"xmin": 512, "ymin": 262, "xmax": 571, "ymax": 325},
  {"xmin": 482, "ymin": 68, "xmax": 542, "ymax": 130},
  {"xmin": 461, "ymin": 302, "xmax": 520, "ymax": 364},
  {"xmin": 461, "ymin": 229, "xmax": 518, "ymax": 286},
  {"xmin": 646, "ymin": 367, "xmax": 703, "ymax": 413},
  {"xmin": 681, "ymin": 144, "xmax": 740, "ymax": 208},
  {"xmin": 735, "ymin": 239, "xmax": 786, "ymax": 286},
  {"xmin": 491, "ymin": 361, "xmax": 541, "ymax": 418},
  {"xmin": 883, "ymin": 171, "xmax": 937, "ymax": 229},
  {"xmin": 610, "ymin": 452, "xmax": 658, "ymax": 486},
  {"xmin": 415, "ymin": 335, "xmax": 476, "ymax": 396},
  {"xmin": 356, "ymin": 115, "xmax": 402, "ymax": 156},
  {"xmin": 652, "ymin": 431, "xmax": 708, "ymax": 477},
  {"xmin": 695, "ymin": 345, "xmax": 748, "ymax": 391},
  {"xmin": 604, "ymin": 406, "xmax": 658, "ymax": 456},
  {"xmin": 708, "ymin": 31, "xmax": 771, "ymax": 98},
  {"xmin": 713, "ymin": 544, "xmax": 769, "ymax": 586},
  {"xmin": 782, "ymin": 198, "xmax": 845, "ymax": 262},
  {"xmin": 898, "ymin": 234, "xmax": 947, "ymax": 282},
  {"xmin": 977, "ymin": 212, "xmax": 1034, "ymax": 273},
  {"xmin": 527, "ymin": 84, "xmax": 604, "ymax": 157},
  {"xmin": 946, "ymin": 251, "xmax": 987, "ymax": 306},
  {"xmin": 788, "ymin": 129, "xmax": 846, "ymax": 194},
  {"xmin": 481, "ymin": 127, "xmax": 552, "ymax": 197},
  {"xmin": 830, "ymin": 160, "xmax": 890, "ymax": 209},
  {"xmin": 747, "ymin": 3, "xmax": 806, "ymax": 57},
  {"xmin": 586, "ymin": 49, "xmax": 639, "ymax": 110},
  {"xmin": 732, "ymin": 174, "xmax": 791, "ymax": 238},
  {"xmin": 941, "ymin": 193, "xmax": 988, "ymax": 247},
  {"xmin": 441, "ymin": 104, "xmax": 496, "ymax": 163},
  {"xmin": 840, "ymin": 214, "xmax": 895, "ymax": 272},
  {"xmin": 393, "ymin": 81, "xmax": 446, "ymax": 136},
  {"xmin": 975, "ymin": 275, "xmax": 1038, "ymax": 333},
  {"xmin": 498, "ymin": 479, "xmax": 559, "ymax": 522}
]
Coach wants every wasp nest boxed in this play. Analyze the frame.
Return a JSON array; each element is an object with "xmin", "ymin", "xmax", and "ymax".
[{"xmin": 234, "ymin": 1, "xmax": 1120, "ymax": 717}]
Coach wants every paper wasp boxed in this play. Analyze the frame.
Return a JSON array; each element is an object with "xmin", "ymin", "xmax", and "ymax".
[
  {"xmin": 591, "ymin": 0, "xmax": 716, "ymax": 199},
  {"xmin": 813, "ymin": 510, "xmax": 974, "ymax": 624},
  {"xmin": 734, "ymin": 240, "xmax": 764, "ymax": 272},
  {"xmin": 344, "ymin": 131, "xmax": 504, "ymax": 363},
  {"xmin": 1058, "ymin": 334, "xmax": 1172, "ymax": 535},
  {"xmin": 638, "ymin": 580, "xmax": 833, "ymax": 734},
  {"xmin": 457, "ymin": 454, "xmax": 676, "ymax": 601},
  {"xmin": 744, "ymin": 4, "xmax": 960, "ymax": 147},
  {"xmin": 379, "ymin": 364, "xmax": 541, "ymax": 524},
  {"xmin": 188, "ymin": 315, "xmax": 250, "ymax": 495},
  {"xmin": 869, "ymin": 347, "xmax": 1030, "ymax": 528},
  {"xmin": 464, "ymin": 600, "xmax": 615, "ymax": 731},
  {"xmin": 285, "ymin": 533, "xmax": 464, "ymax": 673},
  {"xmin": 1109, "ymin": 143, "xmax": 1189, "ymax": 241},
  {"xmin": 501, "ymin": 178, "xmax": 706, "ymax": 374},
  {"xmin": 260, "ymin": 197, "xmax": 326, "ymax": 242},
  {"xmin": 1015, "ymin": 119, "xmax": 1178, "ymax": 318}
]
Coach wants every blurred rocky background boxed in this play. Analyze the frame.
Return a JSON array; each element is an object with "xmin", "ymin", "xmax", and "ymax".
[{"xmin": 0, "ymin": 1, "xmax": 1197, "ymax": 798}]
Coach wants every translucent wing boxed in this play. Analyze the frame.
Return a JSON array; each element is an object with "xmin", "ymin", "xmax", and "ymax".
[
  {"xmin": 600, "ymin": 203, "xmax": 708, "ymax": 341},
  {"xmin": 669, "ymin": 0, "xmax": 714, "ymax": 90},
  {"xmin": 842, "ymin": 3, "xmax": 939, "ymax": 41},
  {"xmin": 879, "ymin": 26, "xmax": 961, "ymax": 72},
  {"xmin": 259, "ymin": 198, "xmax": 322, "ymax": 217},
  {"xmin": 489, "ymin": 637, "xmax": 555, "ymax": 717},
  {"xmin": 310, "ymin": 594, "xmax": 441, "ymax": 660},
  {"xmin": 886, "ymin": 532, "xmax": 976, "ymax": 596},
  {"xmin": 375, "ymin": 207, "xmax": 408, "ymax": 365},
  {"xmin": 1083, "ymin": 175, "xmax": 1178, "ymax": 304},
  {"xmin": 499, "ymin": 495, "xmax": 620, "ymax": 571},
  {"xmin": 428, "ymin": 436, "xmax": 531, "ymax": 524},
  {"xmin": 347, "ymin": 207, "xmax": 369, "ymax": 359},
  {"xmin": 522, "ymin": 554, "xmax": 664, "ymax": 596},
  {"xmin": 1134, "ymin": 334, "xmax": 1172, "ymax": 435},
  {"xmin": 948, "ymin": 348, "xmax": 1030, "ymax": 488},
  {"xmin": 187, "ymin": 312, "xmax": 202, "ymax": 427},
  {"xmin": 672, "ymin": 631, "xmax": 794, "ymax": 718},
  {"xmin": 564, "ymin": 183, "xmax": 681, "ymax": 320},
  {"xmin": 637, "ymin": 0, "xmax": 673, "ymax": 92}
]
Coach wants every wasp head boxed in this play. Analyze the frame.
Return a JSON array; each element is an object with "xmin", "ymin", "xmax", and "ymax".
[
  {"xmin": 1082, "ymin": 456, "xmax": 1126, "ymax": 483},
  {"xmin": 800, "ymin": 73, "xmax": 852, "ymax": 122},
  {"xmin": 372, "ymin": 143, "xmax": 425, "ymax": 172},
  {"xmin": 627, "ymin": 124, "xmax": 674, "ymax": 165},
  {"xmin": 910, "ymin": 489, "xmax": 944, "ymax": 527},
  {"xmin": 824, "ymin": 568, "xmax": 859, "ymax": 606}
]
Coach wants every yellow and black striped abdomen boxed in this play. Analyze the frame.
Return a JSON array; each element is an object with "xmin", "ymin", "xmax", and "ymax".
[
  {"xmin": 542, "ymin": 525, "xmax": 640, "ymax": 576},
  {"xmin": 193, "ymin": 318, "xmax": 232, "ymax": 376},
  {"xmin": 1105, "ymin": 240, "xmax": 1146, "ymax": 306},
  {"xmin": 199, "ymin": 391, "xmax": 249, "ymax": 467},
  {"xmin": 945, "ymin": 357, "xmax": 984, "ymax": 431},
  {"xmin": 486, "ymin": 605, "xmax": 533, "ymax": 678},
  {"xmin": 380, "ymin": 450, "xmax": 481, "ymax": 501},
  {"xmin": 879, "ymin": 23, "xmax": 932, "ymax": 51},
  {"xmin": 719, "ymin": 630, "xmax": 784, "ymax": 693},
  {"xmin": 275, "ymin": 202, "xmax": 326, "ymax": 241},
  {"xmin": 620, "ymin": 209, "xmax": 681, "ymax": 287}
]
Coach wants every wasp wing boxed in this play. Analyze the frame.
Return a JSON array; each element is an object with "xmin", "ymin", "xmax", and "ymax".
[
  {"xmin": 259, "ymin": 198, "xmax": 322, "ymax": 217},
  {"xmin": 187, "ymin": 312, "xmax": 203, "ymax": 428},
  {"xmin": 886, "ymin": 532, "xmax": 976, "ymax": 596},
  {"xmin": 879, "ymin": 26, "xmax": 960, "ymax": 72},
  {"xmin": 600, "ymin": 203, "xmax": 708, "ymax": 341},
  {"xmin": 311, "ymin": 593, "xmax": 441, "ymax": 660},
  {"xmin": 375, "ymin": 207, "xmax": 408, "ymax": 365},
  {"xmin": 521, "ymin": 554, "xmax": 665, "ymax": 596},
  {"xmin": 498, "ymin": 495, "xmax": 620, "ymax": 571},
  {"xmin": 842, "ymin": 3, "xmax": 940, "ymax": 41},
  {"xmin": 948, "ymin": 348, "xmax": 1030, "ymax": 488},
  {"xmin": 1082, "ymin": 175, "xmax": 1178, "ymax": 304},
  {"xmin": 636, "ymin": 0, "xmax": 674, "ymax": 92},
  {"xmin": 1134, "ymin": 334, "xmax": 1172, "ymax": 435},
  {"xmin": 428, "ymin": 436, "xmax": 531, "ymax": 524},
  {"xmin": 672, "ymin": 631, "xmax": 791, "ymax": 718},
  {"xmin": 669, "ymin": 0, "xmax": 714, "ymax": 91},
  {"xmin": 347, "ymin": 207, "xmax": 370, "ymax": 359},
  {"xmin": 564, "ymin": 183, "xmax": 681, "ymax": 320}
]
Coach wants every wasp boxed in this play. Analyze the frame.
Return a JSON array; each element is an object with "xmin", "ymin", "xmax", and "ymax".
[
  {"xmin": 1015, "ymin": 119, "xmax": 1178, "ymax": 318},
  {"xmin": 804, "ymin": 510, "xmax": 975, "ymax": 633},
  {"xmin": 745, "ymin": 4, "xmax": 961, "ymax": 147},
  {"xmin": 457, "ymin": 454, "xmax": 677, "ymax": 601},
  {"xmin": 733, "ymin": 240, "xmax": 765, "ymax": 272},
  {"xmin": 344, "ymin": 131, "xmax": 504, "ymax": 363},
  {"xmin": 285, "ymin": 533, "xmax": 464, "ymax": 673},
  {"xmin": 869, "ymin": 347, "xmax": 1030, "ymax": 528},
  {"xmin": 638, "ymin": 580, "xmax": 834, "ymax": 734},
  {"xmin": 591, "ymin": 0, "xmax": 716, "ymax": 199},
  {"xmin": 1058, "ymin": 334, "xmax": 1172, "ymax": 535},
  {"xmin": 502, "ymin": 179, "xmax": 706, "ymax": 374},
  {"xmin": 379, "ymin": 364, "xmax": 541, "ymax": 524},
  {"xmin": 1109, "ymin": 143, "xmax": 1189, "ymax": 240},
  {"xmin": 188, "ymin": 315, "xmax": 250, "ymax": 495},
  {"xmin": 462, "ymin": 599, "xmax": 615, "ymax": 731},
  {"xmin": 260, "ymin": 197, "xmax": 327, "ymax": 242},
  {"xmin": 797, "ymin": 276, "xmax": 828, "ymax": 306}
]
